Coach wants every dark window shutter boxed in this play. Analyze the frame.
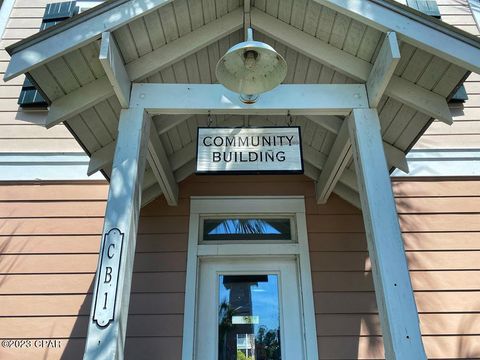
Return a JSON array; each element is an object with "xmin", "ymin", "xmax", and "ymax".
[
  {"xmin": 406, "ymin": 0, "xmax": 441, "ymax": 18},
  {"xmin": 450, "ymin": 84, "xmax": 469, "ymax": 102},
  {"xmin": 404, "ymin": 0, "xmax": 468, "ymax": 102},
  {"xmin": 18, "ymin": 1, "xmax": 79, "ymax": 108}
]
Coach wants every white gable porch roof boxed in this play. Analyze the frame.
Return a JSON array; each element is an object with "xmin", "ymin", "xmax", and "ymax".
[{"xmin": 4, "ymin": 0, "xmax": 480, "ymax": 207}]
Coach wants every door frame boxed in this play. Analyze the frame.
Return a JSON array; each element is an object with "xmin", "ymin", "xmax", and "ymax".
[
  {"xmin": 181, "ymin": 196, "xmax": 319, "ymax": 360},
  {"xmin": 197, "ymin": 257, "xmax": 305, "ymax": 360}
]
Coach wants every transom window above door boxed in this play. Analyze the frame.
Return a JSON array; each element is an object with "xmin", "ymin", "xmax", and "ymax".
[{"xmin": 201, "ymin": 217, "xmax": 295, "ymax": 242}]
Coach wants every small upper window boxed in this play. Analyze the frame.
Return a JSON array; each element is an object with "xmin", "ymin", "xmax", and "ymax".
[{"xmin": 201, "ymin": 218, "xmax": 293, "ymax": 242}]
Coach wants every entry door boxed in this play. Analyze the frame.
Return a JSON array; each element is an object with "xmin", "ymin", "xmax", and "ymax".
[{"xmin": 195, "ymin": 257, "xmax": 305, "ymax": 360}]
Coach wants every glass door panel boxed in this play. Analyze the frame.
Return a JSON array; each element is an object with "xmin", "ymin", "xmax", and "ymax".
[{"xmin": 218, "ymin": 275, "xmax": 281, "ymax": 360}]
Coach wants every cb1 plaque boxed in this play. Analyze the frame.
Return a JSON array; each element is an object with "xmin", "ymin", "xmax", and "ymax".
[{"xmin": 93, "ymin": 228, "xmax": 124, "ymax": 327}]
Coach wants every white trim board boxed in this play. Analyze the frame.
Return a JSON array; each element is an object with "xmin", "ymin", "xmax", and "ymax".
[
  {"xmin": 183, "ymin": 196, "xmax": 319, "ymax": 360},
  {"xmin": 392, "ymin": 149, "xmax": 480, "ymax": 177},
  {"xmin": 0, "ymin": 153, "xmax": 105, "ymax": 180}
]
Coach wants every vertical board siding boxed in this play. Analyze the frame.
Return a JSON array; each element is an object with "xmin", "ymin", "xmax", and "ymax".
[
  {"xmin": 0, "ymin": 0, "xmax": 81, "ymax": 153},
  {"xmin": 1, "ymin": 178, "xmax": 480, "ymax": 359}
]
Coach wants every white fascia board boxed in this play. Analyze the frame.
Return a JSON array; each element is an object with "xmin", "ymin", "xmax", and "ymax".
[
  {"xmin": 4, "ymin": 0, "xmax": 173, "ymax": 81},
  {"xmin": 313, "ymin": 0, "xmax": 480, "ymax": 74},
  {"xmin": 131, "ymin": 83, "xmax": 369, "ymax": 115}
]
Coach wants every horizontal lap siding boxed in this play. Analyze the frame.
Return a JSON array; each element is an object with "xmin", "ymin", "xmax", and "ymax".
[
  {"xmin": 0, "ymin": 0, "xmax": 81, "ymax": 153},
  {"xmin": 416, "ymin": 0, "xmax": 480, "ymax": 150},
  {"xmin": 1, "ymin": 178, "xmax": 480, "ymax": 359},
  {"xmin": 0, "ymin": 181, "xmax": 109, "ymax": 360}
]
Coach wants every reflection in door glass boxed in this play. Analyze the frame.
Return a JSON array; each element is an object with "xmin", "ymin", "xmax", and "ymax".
[{"xmin": 218, "ymin": 275, "xmax": 281, "ymax": 360}]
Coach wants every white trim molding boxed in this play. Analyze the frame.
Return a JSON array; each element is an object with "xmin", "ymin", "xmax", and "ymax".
[
  {"xmin": 393, "ymin": 149, "xmax": 480, "ymax": 177},
  {"xmin": 183, "ymin": 196, "xmax": 319, "ymax": 360},
  {"xmin": 0, "ymin": 153, "xmax": 104, "ymax": 181}
]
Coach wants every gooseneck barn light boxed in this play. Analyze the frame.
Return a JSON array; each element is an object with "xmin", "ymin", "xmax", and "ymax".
[{"xmin": 215, "ymin": 28, "xmax": 287, "ymax": 103}]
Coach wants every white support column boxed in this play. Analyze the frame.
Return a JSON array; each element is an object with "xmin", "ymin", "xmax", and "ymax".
[
  {"xmin": 348, "ymin": 108, "xmax": 426, "ymax": 360},
  {"xmin": 84, "ymin": 108, "xmax": 150, "ymax": 360}
]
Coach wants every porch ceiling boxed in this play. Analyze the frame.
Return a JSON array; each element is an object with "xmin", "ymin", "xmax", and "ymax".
[{"xmin": 4, "ymin": 0, "xmax": 480, "ymax": 207}]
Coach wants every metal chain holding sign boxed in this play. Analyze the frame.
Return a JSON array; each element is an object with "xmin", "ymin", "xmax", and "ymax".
[
  {"xmin": 207, "ymin": 111, "xmax": 214, "ymax": 128},
  {"xmin": 287, "ymin": 111, "xmax": 294, "ymax": 127}
]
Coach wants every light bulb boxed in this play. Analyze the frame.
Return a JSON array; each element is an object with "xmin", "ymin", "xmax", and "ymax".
[{"xmin": 244, "ymin": 50, "xmax": 257, "ymax": 70}]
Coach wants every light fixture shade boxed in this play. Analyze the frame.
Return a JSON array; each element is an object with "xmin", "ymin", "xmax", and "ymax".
[{"xmin": 215, "ymin": 32, "xmax": 287, "ymax": 95}]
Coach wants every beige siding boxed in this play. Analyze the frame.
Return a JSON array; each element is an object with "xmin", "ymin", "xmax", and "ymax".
[
  {"xmin": 416, "ymin": 0, "xmax": 480, "ymax": 150},
  {"xmin": 1, "ymin": 177, "xmax": 480, "ymax": 359},
  {"xmin": 0, "ymin": 0, "xmax": 81, "ymax": 153}
]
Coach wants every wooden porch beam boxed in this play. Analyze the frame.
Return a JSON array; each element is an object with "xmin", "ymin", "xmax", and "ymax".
[
  {"xmin": 146, "ymin": 118, "xmax": 179, "ymax": 206},
  {"xmin": 303, "ymin": 155, "xmax": 361, "ymax": 209},
  {"xmin": 251, "ymin": 9, "xmax": 453, "ymax": 124},
  {"xmin": 84, "ymin": 107, "xmax": 150, "ymax": 360},
  {"xmin": 45, "ymin": 77, "xmax": 114, "ymax": 129},
  {"xmin": 141, "ymin": 159, "xmax": 196, "ymax": 207},
  {"xmin": 334, "ymin": 182, "xmax": 361, "ymax": 209},
  {"xmin": 99, "ymin": 32, "xmax": 131, "ymax": 108},
  {"xmin": 126, "ymin": 8, "xmax": 243, "ymax": 81},
  {"xmin": 132, "ymin": 83, "xmax": 369, "ymax": 115},
  {"xmin": 87, "ymin": 141, "xmax": 116, "ymax": 176},
  {"xmin": 349, "ymin": 108, "xmax": 427, "ymax": 359},
  {"xmin": 383, "ymin": 141, "xmax": 409, "ymax": 173},
  {"xmin": 315, "ymin": 119, "xmax": 352, "ymax": 204},
  {"xmin": 366, "ymin": 32, "xmax": 401, "ymax": 108}
]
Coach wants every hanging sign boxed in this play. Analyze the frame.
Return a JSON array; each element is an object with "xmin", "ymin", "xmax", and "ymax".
[
  {"xmin": 196, "ymin": 127, "xmax": 303, "ymax": 174},
  {"xmin": 93, "ymin": 228, "xmax": 124, "ymax": 327}
]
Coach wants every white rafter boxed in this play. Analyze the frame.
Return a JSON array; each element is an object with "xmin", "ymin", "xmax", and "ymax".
[
  {"xmin": 125, "ymin": 8, "xmax": 243, "ymax": 81},
  {"xmin": 4, "ymin": 0, "xmax": 173, "ymax": 81},
  {"xmin": 43, "ymin": 9, "xmax": 244, "ymax": 128},
  {"xmin": 250, "ymin": 9, "xmax": 453, "ymax": 125},
  {"xmin": 366, "ymin": 31, "xmax": 401, "ymax": 108},
  {"xmin": 313, "ymin": 0, "xmax": 480, "ymax": 75},
  {"xmin": 45, "ymin": 77, "xmax": 114, "ymax": 129},
  {"xmin": 99, "ymin": 32, "xmax": 131, "ymax": 108}
]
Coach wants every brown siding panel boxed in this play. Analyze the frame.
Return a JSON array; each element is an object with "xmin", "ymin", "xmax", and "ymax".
[{"xmin": 1, "ymin": 178, "xmax": 480, "ymax": 359}]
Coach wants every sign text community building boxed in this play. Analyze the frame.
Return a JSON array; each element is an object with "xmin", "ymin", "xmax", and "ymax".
[{"xmin": 196, "ymin": 127, "xmax": 303, "ymax": 174}]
